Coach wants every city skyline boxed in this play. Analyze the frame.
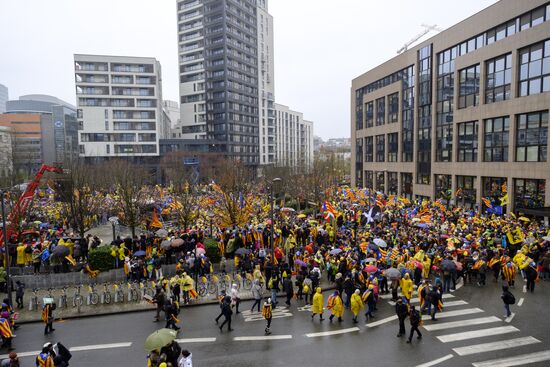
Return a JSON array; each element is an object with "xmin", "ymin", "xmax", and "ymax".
[{"xmin": 0, "ymin": 0, "xmax": 498, "ymax": 140}]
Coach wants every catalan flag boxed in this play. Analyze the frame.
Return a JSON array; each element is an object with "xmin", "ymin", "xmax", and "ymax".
[
  {"xmin": 502, "ymin": 182, "xmax": 507, "ymax": 193},
  {"xmin": 482, "ymin": 197, "xmax": 493, "ymax": 209},
  {"xmin": 324, "ymin": 201, "xmax": 337, "ymax": 215},
  {"xmin": 455, "ymin": 187, "xmax": 463, "ymax": 197}
]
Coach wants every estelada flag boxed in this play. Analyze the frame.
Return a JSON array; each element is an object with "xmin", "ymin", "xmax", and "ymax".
[{"xmin": 150, "ymin": 209, "xmax": 163, "ymax": 229}]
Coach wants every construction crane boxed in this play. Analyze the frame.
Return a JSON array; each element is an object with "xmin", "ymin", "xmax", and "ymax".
[{"xmin": 397, "ymin": 24, "xmax": 443, "ymax": 54}]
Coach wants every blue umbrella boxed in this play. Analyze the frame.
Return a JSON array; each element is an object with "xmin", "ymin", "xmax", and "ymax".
[
  {"xmin": 416, "ymin": 223, "xmax": 429, "ymax": 228},
  {"xmin": 134, "ymin": 250, "xmax": 146, "ymax": 257}
]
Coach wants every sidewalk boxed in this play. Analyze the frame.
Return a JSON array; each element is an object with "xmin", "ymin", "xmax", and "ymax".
[{"xmin": 13, "ymin": 278, "xmax": 335, "ymax": 324}]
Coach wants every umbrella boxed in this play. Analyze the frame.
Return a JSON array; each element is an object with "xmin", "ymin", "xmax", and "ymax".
[
  {"xmin": 453, "ymin": 260, "xmax": 463, "ymax": 271},
  {"xmin": 195, "ymin": 247, "xmax": 206, "ymax": 256},
  {"xmin": 308, "ymin": 220, "xmax": 318, "ymax": 225},
  {"xmin": 364, "ymin": 265, "xmax": 378, "ymax": 273},
  {"xmin": 134, "ymin": 250, "xmax": 146, "ymax": 257},
  {"xmin": 161, "ymin": 240, "xmax": 172, "ymax": 250},
  {"xmin": 365, "ymin": 257, "xmax": 377, "ymax": 263},
  {"xmin": 196, "ymin": 243, "xmax": 205, "ymax": 249},
  {"xmin": 385, "ymin": 268, "xmax": 401, "ymax": 280},
  {"xmin": 280, "ymin": 207, "xmax": 296, "ymax": 213},
  {"xmin": 144, "ymin": 328, "xmax": 177, "ymax": 352},
  {"xmin": 329, "ymin": 248, "xmax": 343, "ymax": 255},
  {"xmin": 171, "ymin": 238, "xmax": 184, "ymax": 248},
  {"xmin": 416, "ymin": 223, "xmax": 429, "ymax": 228},
  {"xmin": 440, "ymin": 259, "xmax": 456, "ymax": 272},
  {"xmin": 297, "ymin": 214, "xmax": 307, "ymax": 219},
  {"xmin": 368, "ymin": 243, "xmax": 378, "ymax": 252},
  {"xmin": 413, "ymin": 260, "xmax": 423, "ymax": 269},
  {"xmin": 51, "ymin": 245, "xmax": 69, "ymax": 258},
  {"xmin": 295, "ymin": 259, "xmax": 307, "ymax": 267},
  {"xmin": 235, "ymin": 248, "xmax": 251, "ymax": 256},
  {"xmin": 155, "ymin": 229, "xmax": 168, "ymax": 237},
  {"xmin": 518, "ymin": 216, "xmax": 530, "ymax": 222},
  {"xmin": 373, "ymin": 238, "xmax": 387, "ymax": 248},
  {"xmin": 543, "ymin": 236, "xmax": 550, "ymax": 242}
]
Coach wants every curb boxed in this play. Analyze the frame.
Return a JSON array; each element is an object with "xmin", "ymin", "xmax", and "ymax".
[{"xmin": 17, "ymin": 286, "xmax": 336, "ymax": 324}]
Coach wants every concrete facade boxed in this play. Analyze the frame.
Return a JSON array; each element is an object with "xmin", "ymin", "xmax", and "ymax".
[
  {"xmin": 74, "ymin": 54, "xmax": 165, "ymax": 158},
  {"xmin": 274, "ymin": 103, "xmax": 314, "ymax": 168},
  {"xmin": 0, "ymin": 84, "xmax": 8, "ymax": 114},
  {"xmin": 351, "ymin": 0, "xmax": 550, "ymax": 214},
  {"xmin": 0, "ymin": 126, "xmax": 13, "ymax": 178}
]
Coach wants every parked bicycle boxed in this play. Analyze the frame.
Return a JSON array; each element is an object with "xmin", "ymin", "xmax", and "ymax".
[
  {"xmin": 29, "ymin": 288, "xmax": 40, "ymax": 311},
  {"xmin": 113, "ymin": 282, "xmax": 125, "ymax": 303},
  {"xmin": 101, "ymin": 283, "xmax": 112, "ymax": 304},
  {"xmin": 88, "ymin": 284, "xmax": 100, "ymax": 305},
  {"xmin": 59, "ymin": 286, "xmax": 69, "ymax": 309},
  {"xmin": 72, "ymin": 285, "xmax": 84, "ymax": 312}
]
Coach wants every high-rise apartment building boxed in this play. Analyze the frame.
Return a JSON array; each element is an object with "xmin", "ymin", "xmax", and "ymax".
[
  {"xmin": 0, "ymin": 84, "xmax": 8, "ymax": 114},
  {"xmin": 351, "ymin": 0, "xmax": 550, "ymax": 215},
  {"xmin": 274, "ymin": 103, "xmax": 314, "ymax": 168},
  {"xmin": 176, "ymin": 0, "xmax": 263, "ymax": 165},
  {"xmin": 74, "ymin": 54, "xmax": 165, "ymax": 159}
]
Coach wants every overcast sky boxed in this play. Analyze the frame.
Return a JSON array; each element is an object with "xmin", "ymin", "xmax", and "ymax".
[{"xmin": 0, "ymin": 0, "xmax": 498, "ymax": 140}]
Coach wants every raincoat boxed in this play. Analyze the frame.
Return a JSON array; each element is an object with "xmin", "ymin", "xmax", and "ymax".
[{"xmin": 312, "ymin": 287, "xmax": 324, "ymax": 314}]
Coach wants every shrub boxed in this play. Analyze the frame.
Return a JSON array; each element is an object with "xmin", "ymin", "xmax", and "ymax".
[
  {"xmin": 203, "ymin": 237, "xmax": 221, "ymax": 263},
  {"xmin": 89, "ymin": 246, "xmax": 114, "ymax": 272}
]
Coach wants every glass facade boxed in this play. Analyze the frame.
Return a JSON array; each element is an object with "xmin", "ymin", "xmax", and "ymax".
[
  {"xmin": 417, "ymin": 45, "xmax": 432, "ymax": 184},
  {"xmin": 458, "ymin": 121, "xmax": 479, "ymax": 162},
  {"xmin": 388, "ymin": 93, "xmax": 399, "ymax": 123},
  {"xmin": 365, "ymin": 136, "xmax": 374, "ymax": 162},
  {"xmin": 365, "ymin": 170, "xmax": 374, "ymax": 189},
  {"xmin": 375, "ymin": 134, "xmax": 385, "ymax": 162},
  {"xmin": 485, "ymin": 53, "xmax": 512, "ymax": 103},
  {"xmin": 514, "ymin": 178, "xmax": 546, "ymax": 209},
  {"xmin": 516, "ymin": 111, "xmax": 548, "ymax": 162},
  {"xmin": 401, "ymin": 173, "xmax": 413, "ymax": 199},
  {"xmin": 456, "ymin": 175, "xmax": 477, "ymax": 209},
  {"xmin": 435, "ymin": 174, "xmax": 452, "ymax": 201},
  {"xmin": 402, "ymin": 66, "xmax": 415, "ymax": 162},
  {"xmin": 365, "ymin": 101, "xmax": 374, "ymax": 128},
  {"xmin": 376, "ymin": 171, "xmax": 385, "ymax": 192},
  {"xmin": 387, "ymin": 132, "xmax": 398, "ymax": 162},
  {"xmin": 458, "ymin": 64, "xmax": 480, "ymax": 109},
  {"xmin": 436, "ymin": 46, "xmax": 456, "ymax": 162},
  {"xmin": 376, "ymin": 97, "xmax": 385, "ymax": 126},
  {"xmin": 484, "ymin": 116, "xmax": 510, "ymax": 162},
  {"xmin": 388, "ymin": 172, "xmax": 398, "ymax": 195},
  {"xmin": 518, "ymin": 39, "xmax": 550, "ymax": 96}
]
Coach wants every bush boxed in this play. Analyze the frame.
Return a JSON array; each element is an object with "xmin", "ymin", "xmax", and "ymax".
[
  {"xmin": 89, "ymin": 246, "xmax": 114, "ymax": 272},
  {"xmin": 204, "ymin": 237, "xmax": 221, "ymax": 263}
]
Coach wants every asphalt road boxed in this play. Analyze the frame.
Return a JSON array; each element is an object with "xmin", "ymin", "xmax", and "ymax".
[{"xmin": 5, "ymin": 279, "xmax": 550, "ymax": 367}]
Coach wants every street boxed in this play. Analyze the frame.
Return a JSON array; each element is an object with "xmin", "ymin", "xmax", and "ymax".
[{"xmin": 5, "ymin": 280, "xmax": 550, "ymax": 367}]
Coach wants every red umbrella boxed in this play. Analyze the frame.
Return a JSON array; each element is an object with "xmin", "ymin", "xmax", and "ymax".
[
  {"xmin": 196, "ymin": 242, "xmax": 205, "ymax": 249},
  {"xmin": 413, "ymin": 260, "xmax": 423, "ymax": 269},
  {"xmin": 304, "ymin": 244, "xmax": 314, "ymax": 254},
  {"xmin": 364, "ymin": 265, "xmax": 378, "ymax": 273}
]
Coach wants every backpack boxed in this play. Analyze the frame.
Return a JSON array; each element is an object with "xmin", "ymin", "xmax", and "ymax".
[
  {"xmin": 410, "ymin": 310, "xmax": 420, "ymax": 324},
  {"xmin": 504, "ymin": 292, "xmax": 515, "ymax": 305}
]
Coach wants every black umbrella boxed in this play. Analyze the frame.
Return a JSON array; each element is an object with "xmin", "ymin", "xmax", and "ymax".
[
  {"xmin": 51, "ymin": 245, "xmax": 70, "ymax": 258},
  {"xmin": 440, "ymin": 259, "xmax": 456, "ymax": 272},
  {"xmin": 235, "ymin": 248, "xmax": 251, "ymax": 256}
]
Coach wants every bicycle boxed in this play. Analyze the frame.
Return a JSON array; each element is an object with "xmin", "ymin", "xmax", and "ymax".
[
  {"xmin": 242, "ymin": 273, "xmax": 253, "ymax": 290},
  {"xmin": 88, "ymin": 284, "xmax": 100, "ymax": 305},
  {"xmin": 233, "ymin": 273, "xmax": 243, "ymax": 291},
  {"xmin": 28, "ymin": 288, "xmax": 40, "ymax": 311},
  {"xmin": 208, "ymin": 274, "xmax": 220, "ymax": 295},
  {"xmin": 127, "ymin": 282, "xmax": 139, "ymax": 302},
  {"xmin": 59, "ymin": 287, "xmax": 69, "ymax": 309},
  {"xmin": 72, "ymin": 285, "xmax": 83, "ymax": 313},
  {"xmin": 113, "ymin": 282, "xmax": 125, "ymax": 303},
  {"xmin": 197, "ymin": 276, "xmax": 208, "ymax": 298},
  {"xmin": 221, "ymin": 273, "xmax": 232, "ymax": 292},
  {"xmin": 101, "ymin": 283, "xmax": 112, "ymax": 304}
]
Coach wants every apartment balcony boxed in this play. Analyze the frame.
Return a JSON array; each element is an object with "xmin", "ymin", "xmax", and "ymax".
[{"xmin": 178, "ymin": 0, "xmax": 201, "ymax": 12}]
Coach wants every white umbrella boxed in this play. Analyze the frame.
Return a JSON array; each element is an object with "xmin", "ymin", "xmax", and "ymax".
[
  {"xmin": 373, "ymin": 238, "xmax": 388, "ymax": 248},
  {"xmin": 155, "ymin": 229, "xmax": 168, "ymax": 237}
]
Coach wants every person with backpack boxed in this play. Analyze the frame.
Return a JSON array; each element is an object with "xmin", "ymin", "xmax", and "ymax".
[
  {"xmin": 282, "ymin": 275, "xmax": 294, "ymax": 307},
  {"xmin": 164, "ymin": 299, "xmax": 180, "ymax": 331},
  {"xmin": 219, "ymin": 295, "xmax": 233, "ymax": 332},
  {"xmin": 407, "ymin": 305, "xmax": 422, "ymax": 343},
  {"xmin": 250, "ymin": 280, "xmax": 263, "ymax": 313},
  {"xmin": 501, "ymin": 285, "xmax": 515, "ymax": 317},
  {"xmin": 395, "ymin": 298, "xmax": 409, "ymax": 337},
  {"xmin": 214, "ymin": 290, "xmax": 227, "ymax": 324},
  {"xmin": 262, "ymin": 298, "xmax": 273, "ymax": 335}
]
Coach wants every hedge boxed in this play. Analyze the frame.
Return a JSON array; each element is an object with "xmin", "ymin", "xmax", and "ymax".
[
  {"xmin": 204, "ymin": 237, "xmax": 221, "ymax": 263},
  {"xmin": 89, "ymin": 246, "xmax": 114, "ymax": 272}
]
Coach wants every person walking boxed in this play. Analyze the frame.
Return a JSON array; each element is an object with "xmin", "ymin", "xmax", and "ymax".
[
  {"xmin": 362, "ymin": 285, "xmax": 376, "ymax": 321},
  {"xmin": 427, "ymin": 286, "xmax": 441, "ymax": 321},
  {"xmin": 400, "ymin": 273, "xmax": 413, "ymax": 302},
  {"xmin": 0, "ymin": 351, "xmax": 18, "ymax": 366},
  {"xmin": 250, "ymin": 280, "xmax": 263, "ymax": 312},
  {"xmin": 311, "ymin": 287, "xmax": 324, "ymax": 321},
  {"xmin": 262, "ymin": 298, "xmax": 273, "ymax": 335},
  {"xmin": 282, "ymin": 275, "xmax": 294, "ymax": 307},
  {"xmin": 214, "ymin": 290, "xmax": 226, "ymax": 324},
  {"xmin": 406, "ymin": 305, "xmax": 422, "ymax": 343},
  {"xmin": 14, "ymin": 281, "xmax": 24, "ymax": 310},
  {"xmin": 395, "ymin": 298, "xmax": 408, "ymax": 337},
  {"xmin": 35, "ymin": 344, "xmax": 55, "ymax": 367},
  {"xmin": 0, "ymin": 315, "xmax": 13, "ymax": 352},
  {"xmin": 501, "ymin": 285, "xmax": 515, "ymax": 317},
  {"xmin": 178, "ymin": 350, "xmax": 192, "ymax": 367},
  {"xmin": 327, "ymin": 290, "xmax": 344, "ymax": 323},
  {"xmin": 164, "ymin": 299, "xmax": 180, "ymax": 331},
  {"xmin": 268, "ymin": 272, "xmax": 279, "ymax": 309},
  {"xmin": 41, "ymin": 302, "xmax": 55, "ymax": 335},
  {"xmin": 153, "ymin": 285, "xmax": 166, "ymax": 322},
  {"xmin": 219, "ymin": 295, "xmax": 233, "ymax": 332},
  {"xmin": 350, "ymin": 289, "xmax": 364, "ymax": 324},
  {"xmin": 230, "ymin": 284, "xmax": 241, "ymax": 314}
]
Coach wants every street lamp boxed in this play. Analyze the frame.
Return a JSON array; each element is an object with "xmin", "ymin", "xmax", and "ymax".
[
  {"xmin": 0, "ymin": 190, "xmax": 13, "ymax": 306},
  {"xmin": 207, "ymin": 210, "xmax": 214, "ymax": 238},
  {"xmin": 108, "ymin": 216, "xmax": 119, "ymax": 242},
  {"xmin": 270, "ymin": 178, "xmax": 282, "ymax": 263}
]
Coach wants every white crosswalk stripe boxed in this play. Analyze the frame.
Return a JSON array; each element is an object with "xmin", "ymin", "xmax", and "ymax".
[
  {"xmin": 421, "ymin": 307, "xmax": 483, "ymax": 320},
  {"xmin": 472, "ymin": 350, "xmax": 550, "ymax": 367},
  {"xmin": 422, "ymin": 316, "xmax": 501, "ymax": 331},
  {"xmin": 388, "ymin": 293, "xmax": 455, "ymax": 305},
  {"xmin": 437, "ymin": 326, "xmax": 519, "ymax": 343},
  {"xmin": 242, "ymin": 307, "xmax": 292, "ymax": 322},
  {"xmin": 452, "ymin": 336, "xmax": 541, "ymax": 356}
]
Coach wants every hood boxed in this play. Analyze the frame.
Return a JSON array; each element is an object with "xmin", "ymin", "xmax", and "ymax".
[{"xmin": 316, "ymin": 287, "xmax": 322, "ymax": 294}]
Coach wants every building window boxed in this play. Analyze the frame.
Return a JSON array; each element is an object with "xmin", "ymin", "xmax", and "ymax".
[
  {"xmin": 485, "ymin": 53, "xmax": 512, "ymax": 103},
  {"xmin": 518, "ymin": 40, "xmax": 550, "ymax": 97},
  {"xmin": 376, "ymin": 97, "xmax": 385, "ymax": 126},
  {"xmin": 388, "ymin": 172, "xmax": 398, "ymax": 195},
  {"xmin": 435, "ymin": 174, "xmax": 452, "ymax": 202},
  {"xmin": 375, "ymin": 134, "xmax": 385, "ymax": 162},
  {"xmin": 388, "ymin": 93, "xmax": 398, "ymax": 123},
  {"xmin": 375, "ymin": 171, "xmax": 385, "ymax": 192},
  {"xmin": 484, "ymin": 116, "xmax": 509, "ymax": 162},
  {"xmin": 401, "ymin": 65, "xmax": 415, "ymax": 162},
  {"xmin": 458, "ymin": 121, "xmax": 479, "ymax": 162},
  {"xmin": 106, "ymin": 144, "xmax": 110, "ymax": 154},
  {"xmin": 401, "ymin": 173, "xmax": 413, "ymax": 199},
  {"xmin": 365, "ymin": 136, "xmax": 374, "ymax": 162},
  {"xmin": 456, "ymin": 175, "xmax": 476, "ymax": 209},
  {"xmin": 516, "ymin": 111, "xmax": 548, "ymax": 162},
  {"xmin": 514, "ymin": 178, "xmax": 545, "ymax": 209},
  {"xmin": 365, "ymin": 101, "xmax": 374, "ymax": 128},
  {"xmin": 365, "ymin": 170, "xmax": 374, "ymax": 189},
  {"xmin": 105, "ymin": 121, "xmax": 109, "ymax": 131},
  {"xmin": 387, "ymin": 133, "xmax": 398, "ymax": 162},
  {"xmin": 458, "ymin": 64, "xmax": 480, "ymax": 109}
]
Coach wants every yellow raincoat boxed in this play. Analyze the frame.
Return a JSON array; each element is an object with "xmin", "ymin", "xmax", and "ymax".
[
  {"xmin": 328, "ymin": 294, "xmax": 344, "ymax": 318},
  {"xmin": 400, "ymin": 274, "xmax": 413, "ymax": 300},
  {"xmin": 312, "ymin": 287, "xmax": 324, "ymax": 314},
  {"xmin": 350, "ymin": 292, "xmax": 364, "ymax": 316}
]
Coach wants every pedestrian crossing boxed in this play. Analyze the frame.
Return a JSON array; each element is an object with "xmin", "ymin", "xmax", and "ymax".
[{"xmin": 241, "ymin": 306, "xmax": 293, "ymax": 322}]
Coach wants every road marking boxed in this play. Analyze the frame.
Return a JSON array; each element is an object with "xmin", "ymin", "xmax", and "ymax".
[
  {"xmin": 175, "ymin": 338, "xmax": 216, "ymax": 343},
  {"xmin": 243, "ymin": 308, "xmax": 292, "ymax": 322},
  {"xmin": 517, "ymin": 297, "xmax": 524, "ymax": 306},
  {"xmin": 388, "ymin": 293, "xmax": 454, "ymax": 306},
  {"xmin": 297, "ymin": 305, "xmax": 312, "ymax": 312},
  {"xmin": 414, "ymin": 354, "xmax": 454, "ymax": 367},
  {"xmin": 366, "ymin": 315, "xmax": 397, "ymax": 327},
  {"xmin": 440, "ymin": 300, "xmax": 468, "ymax": 307},
  {"xmin": 472, "ymin": 350, "xmax": 550, "ymax": 367},
  {"xmin": 523, "ymin": 285, "xmax": 527, "ymax": 293},
  {"xmin": 234, "ymin": 335, "xmax": 292, "ymax": 341},
  {"xmin": 452, "ymin": 336, "xmax": 541, "ymax": 356},
  {"xmin": 437, "ymin": 326, "xmax": 518, "ymax": 343},
  {"xmin": 69, "ymin": 342, "xmax": 132, "ymax": 352},
  {"xmin": 451, "ymin": 279, "xmax": 464, "ymax": 292},
  {"xmin": 504, "ymin": 313, "xmax": 515, "ymax": 323},
  {"xmin": 422, "ymin": 307, "xmax": 483, "ymax": 320},
  {"xmin": 0, "ymin": 350, "xmax": 40, "ymax": 358},
  {"xmin": 422, "ymin": 316, "xmax": 501, "ymax": 331},
  {"xmin": 305, "ymin": 327, "xmax": 360, "ymax": 338}
]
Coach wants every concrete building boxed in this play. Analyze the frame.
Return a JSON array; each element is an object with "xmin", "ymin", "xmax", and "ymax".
[
  {"xmin": 177, "ymin": 0, "xmax": 272, "ymax": 165},
  {"xmin": 74, "ymin": 54, "xmax": 165, "ymax": 158},
  {"xmin": 351, "ymin": 0, "xmax": 550, "ymax": 215},
  {"xmin": 0, "ymin": 126, "xmax": 13, "ymax": 179},
  {"xmin": 0, "ymin": 84, "xmax": 8, "ymax": 114},
  {"xmin": 6, "ymin": 95, "xmax": 79, "ymax": 165},
  {"xmin": 163, "ymin": 100, "xmax": 181, "ymax": 131},
  {"xmin": 274, "ymin": 103, "xmax": 314, "ymax": 168}
]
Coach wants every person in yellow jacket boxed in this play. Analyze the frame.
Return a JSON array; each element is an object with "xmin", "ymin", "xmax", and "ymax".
[
  {"xmin": 253, "ymin": 264, "xmax": 264, "ymax": 285},
  {"xmin": 400, "ymin": 273, "xmax": 414, "ymax": 302},
  {"xmin": 311, "ymin": 287, "xmax": 324, "ymax": 321},
  {"xmin": 350, "ymin": 289, "xmax": 364, "ymax": 323},
  {"xmin": 327, "ymin": 290, "xmax": 344, "ymax": 322},
  {"xmin": 180, "ymin": 272, "xmax": 194, "ymax": 304},
  {"xmin": 16, "ymin": 244, "xmax": 26, "ymax": 267},
  {"xmin": 422, "ymin": 257, "xmax": 431, "ymax": 279},
  {"xmin": 262, "ymin": 298, "xmax": 273, "ymax": 335},
  {"xmin": 65, "ymin": 238, "xmax": 74, "ymax": 257}
]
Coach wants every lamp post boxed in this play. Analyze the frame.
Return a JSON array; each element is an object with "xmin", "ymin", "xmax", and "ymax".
[
  {"xmin": 270, "ymin": 178, "xmax": 281, "ymax": 263},
  {"xmin": 108, "ymin": 216, "xmax": 119, "ymax": 243},
  {"xmin": 207, "ymin": 211, "xmax": 214, "ymax": 238},
  {"xmin": 1, "ymin": 190, "xmax": 12, "ymax": 306}
]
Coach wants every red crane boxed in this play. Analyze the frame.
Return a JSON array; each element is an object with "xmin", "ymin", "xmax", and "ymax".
[{"xmin": 0, "ymin": 164, "xmax": 63, "ymax": 246}]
